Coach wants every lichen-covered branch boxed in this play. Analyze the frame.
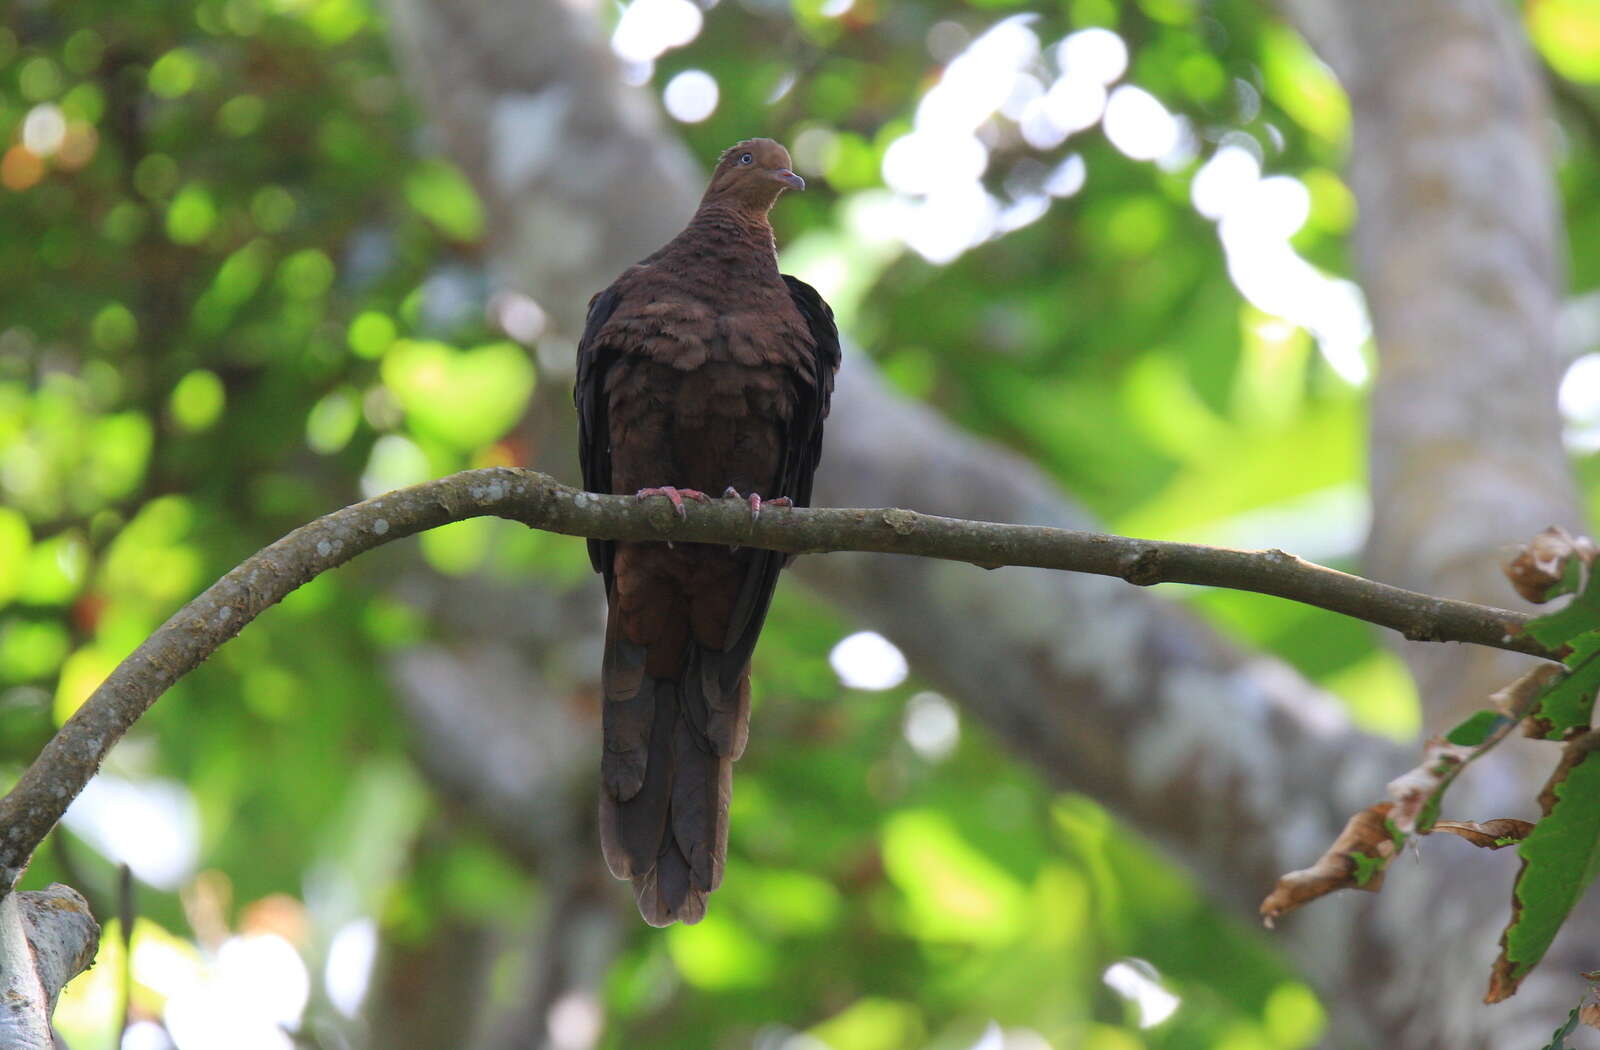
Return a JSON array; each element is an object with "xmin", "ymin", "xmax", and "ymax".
[
  {"xmin": 0, "ymin": 466, "xmax": 1553, "ymax": 895},
  {"xmin": 0, "ymin": 885, "xmax": 100, "ymax": 1049}
]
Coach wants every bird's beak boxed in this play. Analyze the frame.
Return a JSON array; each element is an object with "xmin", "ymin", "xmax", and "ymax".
[{"xmin": 773, "ymin": 169, "xmax": 805, "ymax": 191}]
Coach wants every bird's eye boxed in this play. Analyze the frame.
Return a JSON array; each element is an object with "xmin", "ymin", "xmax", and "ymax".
[{"xmin": 739, "ymin": 152, "xmax": 753, "ymax": 165}]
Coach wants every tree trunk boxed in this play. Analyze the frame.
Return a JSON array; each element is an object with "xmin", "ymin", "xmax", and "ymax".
[{"xmin": 1276, "ymin": 0, "xmax": 1595, "ymax": 1043}]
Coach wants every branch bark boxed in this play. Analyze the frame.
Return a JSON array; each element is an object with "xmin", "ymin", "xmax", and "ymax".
[
  {"xmin": 0, "ymin": 467, "xmax": 1549, "ymax": 894},
  {"xmin": 0, "ymin": 885, "xmax": 100, "ymax": 1049}
]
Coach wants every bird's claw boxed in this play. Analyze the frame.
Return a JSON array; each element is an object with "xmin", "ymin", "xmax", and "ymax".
[
  {"xmin": 635, "ymin": 486, "xmax": 711, "ymax": 520},
  {"xmin": 721, "ymin": 488, "xmax": 793, "ymax": 521}
]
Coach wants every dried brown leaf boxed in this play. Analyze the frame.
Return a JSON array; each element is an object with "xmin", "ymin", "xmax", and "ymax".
[
  {"xmin": 1580, "ymin": 1002, "xmax": 1600, "ymax": 1030},
  {"xmin": 1492, "ymin": 664, "xmax": 1566, "ymax": 721},
  {"xmin": 1505, "ymin": 526, "xmax": 1596, "ymax": 604},
  {"xmin": 1387, "ymin": 737, "xmax": 1473, "ymax": 835},
  {"xmin": 1432, "ymin": 819, "xmax": 1535, "ymax": 849},
  {"xmin": 1260, "ymin": 803, "xmax": 1398, "ymax": 928}
]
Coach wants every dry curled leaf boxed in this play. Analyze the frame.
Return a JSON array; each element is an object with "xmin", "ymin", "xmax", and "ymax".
[
  {"xmin": 1387, "ymin": 737, "xmax": 1473, "ymax": 835},
  {"xmin": 1505, "ymin": 526, "xmax": 1597, "ymax": 604},
  {"xmin": 1432, "ymin": 819, "xmax": 1535, "ymax": 849},
  {"xmin": 1492, "ymin": 664, "xmax": 1566, "ymax": 720},
  {"xmin": 1581, "ymin": 1002, "xmax": 1600, "ymax": 1030},
  {"xmin": 1260, "ymin": 803, "xmax": 1397, "ymax": 928}
]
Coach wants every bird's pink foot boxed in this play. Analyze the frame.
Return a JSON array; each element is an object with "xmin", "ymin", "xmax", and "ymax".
[
  {"xmin": 636, "ymin": 486, "xmax": 711, "ymax": 519},
  {"xmin": 721, "ymin": 488, "xmax": 794, "ymax": 520}
]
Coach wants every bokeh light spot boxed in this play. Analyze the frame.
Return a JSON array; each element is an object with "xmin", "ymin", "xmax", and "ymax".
[
  {"xmin": 1103, "ymin": 959, "xmax": 1181, "ymax": 1028},
  {"xmin": 1102, "ymin": 85, "xmax": 1179, "ymax": 161},
  {"xmin": 348, "ymin": 311, "xmax": 397, "ymax": 359},
  {"xmin": 170, "ymin": 370, "xmax": 226, "ymax": 432},
  {"xmin": 663, "ymin": 69, "xmax": 718, "ymax": 124},
  {"xmin": 830, "ymin": 631, "xmax": 908, "ymax": 690},
  {"xmin": 62, "ymin": 775, "xmax": 201, "ymax": 889},
  {"xmin": 324, "ymin": 918, "xmax": 377, "ymax": 1017},
  {"xmin": 903, "ymin": 691, "xmax": 960, "ymax": 760},
  {"xmin": 149, "ymin": 48, "xmax": 200, "ymax": 99},
  {"xmin": 1058, "ymin": 27, "xmax": 1128, "ymax": 85},
  {"xmin": 22, "ymin": 104, "xmax": 66, "ymax": 157},
  {"xmin": 611, "ymin": 0, "xmax": 703, "ymax": 63},
  {"xmin": 165, "ymin": 184, "xmax": 218, "ymax": 245}
]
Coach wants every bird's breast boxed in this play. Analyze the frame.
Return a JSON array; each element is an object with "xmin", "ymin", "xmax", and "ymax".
[
  {"xmin": 600, "ymin": 270, "xmax": 811, "ymax": 373},
  {"xmin": 606, "ymin": 356, "xmax": 795, "ymax": 499}
]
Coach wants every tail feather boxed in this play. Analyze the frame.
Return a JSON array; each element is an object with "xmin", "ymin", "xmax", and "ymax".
[
  {"xmin": 601, "ymin": 573, "xmax": 755, "ymax": 928},
  {"xmin": 600, "ymin": 612, "xmax": 741, "ymax": 924},
  {"xmin": 694, "ymin": 648, "xmax": 751, "ymax": 759},
  {"xmin": 599, "ymin": 677, "xmax": 674, "ymax": 880},
  {"xmin": 670, "ymin": 713, "xmax": 731, "ymax": 890},
  {"xmin": 600, "ymin": 605, "xmax": 651, "ymax": 800},
  {"xmin": 633, "ymin": 840, "xmax": 705, "ymax": 926}
]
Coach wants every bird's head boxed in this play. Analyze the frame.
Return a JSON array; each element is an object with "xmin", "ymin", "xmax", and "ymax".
[{"xmin": 702, "ymin": 138, "xmax": 804, "ymax": 213}]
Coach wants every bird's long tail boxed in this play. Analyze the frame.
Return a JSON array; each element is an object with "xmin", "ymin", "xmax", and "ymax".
[{"xmin": 597, "ymin": 601, "xmax": 749, "ymax": 925}]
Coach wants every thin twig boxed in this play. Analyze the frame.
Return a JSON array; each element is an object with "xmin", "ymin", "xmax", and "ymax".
[{"xmin": 0, "ymin": 466, "xmax": 1551, "ymax": 894}]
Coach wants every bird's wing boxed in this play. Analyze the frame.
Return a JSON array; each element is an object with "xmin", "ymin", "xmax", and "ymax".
[
  {"xmin": 574, "ymin": 282, "xmax": 625, "ymax": 587},
  {"xmin": 778, "ymin": 274, "xmax": 841, "ymax": 511}
]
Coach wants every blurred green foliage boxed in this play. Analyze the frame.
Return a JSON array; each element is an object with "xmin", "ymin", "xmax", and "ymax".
[{"xmin": 1, "ymin": 0, "xmax": 1598, "ymax": 1047}]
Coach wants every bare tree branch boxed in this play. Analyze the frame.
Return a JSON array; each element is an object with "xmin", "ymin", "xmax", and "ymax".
[{"xmin": 0, "ymin": 466, "xmax": 1555, "ymax": 897}]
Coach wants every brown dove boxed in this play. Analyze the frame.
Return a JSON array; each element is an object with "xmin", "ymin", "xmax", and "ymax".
[{"xmin": 573, "ymin": 139, "xmax": 840, "ymax": 925}]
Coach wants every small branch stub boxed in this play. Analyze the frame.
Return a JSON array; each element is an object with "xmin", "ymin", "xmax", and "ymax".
[{"xmin": 1122, "ymin": 548, "xmax": 1163, "ymax": 586}]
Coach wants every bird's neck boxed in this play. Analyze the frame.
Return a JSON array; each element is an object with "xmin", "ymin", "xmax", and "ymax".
[{"xmin": 679, "ymin": 201, "xmax": 779, "ymax": 266}]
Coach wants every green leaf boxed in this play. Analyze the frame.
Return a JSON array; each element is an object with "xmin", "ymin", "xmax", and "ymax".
[
  {"xmin": 1494, "ymin": 736, "xmax": 1600, "ymax": 1000},
  {"xmin": 1530, "ymin": 654, "xmax": 1600, "ymax": 740},
  {"xmin": 0, "ymin": 618, "xmax": 70, "ymax": 681},
  {"xmin": 347, "ymin": 311, "xmax": 396, "ymax": 359},
  {"xmin": 277, "ymin": 248, "xmax": 335, "ymax": 299},
  {"xmin": 20, "ymin": 533, "xmax": 87, "ymax": 605},
  {"xmin": 380, "ymin": 339, "xmax": 535, "ymax": 451},
  {"xmin": 0, "ymin": 508, "xmax": 31, "ymax": 608},
  {"xmin": 1446, "ymin": 709, "xmax": 1509, "ymax": 748},
  {"xmin": 419, "ymin": 518, "xmax": 493, "ymax": 576},
  {"xmin": 305, "ymin": 387, "xmax": 361, "ymax": 454},
  {"xmin": 91, "ymin": 302, "xmax": 138, "ymax": 353},
  {"xmin": 666, "ymin": 912, "xmax": 776, "ymax": 989},
  {"xmin": 1351, "ymin": 852, "xmax": 1384, "ymax": 887},
  {"xmin": 86, "ymin": 412, "xmax": 153, "ymax": 501},
  {"xmin": 169, "ymin": 369, "xmax": 225, "ymax": 432},
  {"xmin": 148, "ymin": 48, "xmax": 200, "ymax": 99},
  {"xmin": 405, "ymin": 160, "xmax": 484, "ymax": 242},
  {"xmin": 165, "ymin": 183, "xmax": 217, "ymax": 245},
  {"xmin": 1542, "ymin": 556, "xmax": 1588, "ymax": 604},
  {"xmin": 1539, "ymin": 1006, "xmax": 1582, "ymax": 1050},
  {"xmin": 1259, "ymin": 24, "xmax": 1349, "ymax": 145},
  {"xmin": 809, "ymin": 998, "xmax": 925, "ymax": 1050},
  {"xmin": 211, "ymin": 240, "xmax": 271, "ymax": 308},
  {"xmin": 881, "ymin": 809, "xmax": 1026, "ymax": 943},
  {"xmin": 1528, "ymin": 0, "xmax": 1600, "ymax": 83},
  {"xmin": 1525, "ymin": 589, "xmax": 1600, "ymax": 648}
]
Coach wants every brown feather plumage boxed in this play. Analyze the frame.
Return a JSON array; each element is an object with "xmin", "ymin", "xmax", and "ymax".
[{"xmin": 574, "ymin": 139, "xmax": 840, "ymax": 925}]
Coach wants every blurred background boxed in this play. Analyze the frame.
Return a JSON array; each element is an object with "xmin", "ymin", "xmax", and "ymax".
[{"xmin": 2, "ymin": 0, "xmax": 1599, "ymax": 1047}]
